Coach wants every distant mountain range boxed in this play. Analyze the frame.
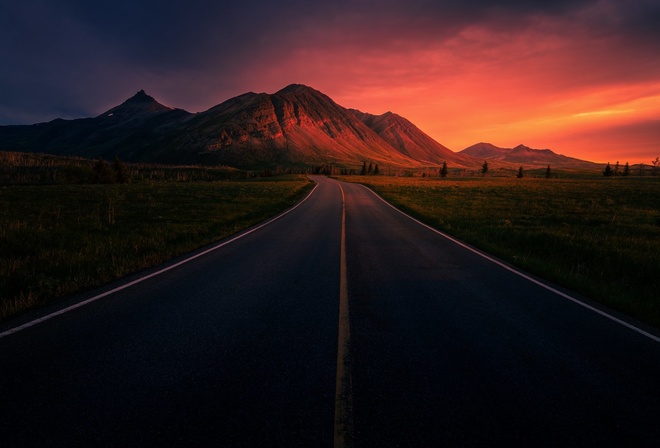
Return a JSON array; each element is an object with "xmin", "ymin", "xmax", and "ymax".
[
  {"xmin": 0, "ymin": 84, "xmax": 598, "ymax": 170},
  {"xmin": 459, "ymin": 142, "xmax": 599, "ymax": 169}
]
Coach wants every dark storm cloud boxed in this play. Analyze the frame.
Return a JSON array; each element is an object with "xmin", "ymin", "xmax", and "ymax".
[{"xmin": 1, "ymin": 0, "xmax": 659, "ymax": 124}]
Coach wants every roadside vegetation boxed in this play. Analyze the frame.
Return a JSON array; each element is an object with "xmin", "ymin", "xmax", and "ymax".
[
  {"xmin": 0, "ymin": 152, "xmax": 313, "ymax": 320},
  {"xmin": 4, "ymin": 150, "xmax": 658, "ymax": 329},
  {"xmin": 341, "ymin": 175, "xmax": 660, "ymax": 329}
]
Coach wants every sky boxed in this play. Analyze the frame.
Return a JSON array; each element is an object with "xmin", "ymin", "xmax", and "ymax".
[{"xmin": 1, "ymin": 0, "xmax": 659, "ymax": 164}]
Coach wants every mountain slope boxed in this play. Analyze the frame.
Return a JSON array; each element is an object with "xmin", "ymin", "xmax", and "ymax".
[
  {"xmin": 1, "ymin": 85, "xmax": 445, "ymax": 167},
  {"xmin": 0, "ymin": 85, "xmax": 599, "ymax": 170},
  {"xmin": 352, "ymin": 110, "xmax": 475, "ymax": 167},
  {"xmin": 458, "ymin": 142, "xmax": 506, "ymax": 159},
  {"xmin": 460, "ymin": 143, "xmax": 599, "ymax": 169},
  {"xmin": 98, "ymin": 89, "xmax": 174, "ymax": 123},
  {"xmin": 0, "ymin": 91, "xmax": 191, "ymax": 160},
  {"xmin": 173, "ymin": 84, "xmax": 420, "ymax": 167}
]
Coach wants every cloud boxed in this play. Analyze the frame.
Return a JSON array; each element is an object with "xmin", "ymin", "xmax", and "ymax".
[{"xmin": 1, "ymin": 0, "xmax": 659, "ymax": 162}]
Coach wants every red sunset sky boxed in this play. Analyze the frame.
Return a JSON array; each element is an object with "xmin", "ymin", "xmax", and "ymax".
[{"xmin": 1, "ymin": 0, "xmax": 659, "ymax": 164}]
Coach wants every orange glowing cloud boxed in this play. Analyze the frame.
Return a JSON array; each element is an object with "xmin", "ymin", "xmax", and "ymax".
[
  {"xmin": 3, "ymin": 0, "xmax": 659, "ymax": 165},
  {"xmin": 226, "ymin": 5, "xmax": 660, "ymax": 164}
]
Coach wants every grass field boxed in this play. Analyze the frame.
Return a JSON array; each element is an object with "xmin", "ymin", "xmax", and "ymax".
[
  {"xmin": 0, "ymin": 176, "xmax": 313, "ymax": 319},
  {"xmin": 341, "ymin": 175, "xmax": 660, "ymax": 329},
  {"xmin": 2, "ymin": 149, "xmax": 658, "ymax": 329}
]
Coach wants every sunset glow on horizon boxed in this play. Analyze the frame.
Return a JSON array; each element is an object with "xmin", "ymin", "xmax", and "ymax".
[{"xmin": 2, "ymin": 0, "xmax": 659, "ymax": 164}]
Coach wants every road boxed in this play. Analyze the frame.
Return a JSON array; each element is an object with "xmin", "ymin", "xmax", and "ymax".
[{"xmin": 1, "ymin": 176, "xmax": 659, "ymax": 447}]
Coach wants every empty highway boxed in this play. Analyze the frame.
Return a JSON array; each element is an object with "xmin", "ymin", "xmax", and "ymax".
[{"xmin": 1, "ymin": 176, "xmax": 658, "ymax": 447}]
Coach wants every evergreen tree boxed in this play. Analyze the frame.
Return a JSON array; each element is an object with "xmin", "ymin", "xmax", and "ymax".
[
  {"xmin": 545, "ymin": 165, "xmax": 551, "ymax": 179},
  {"xmin": 440, "ymin": 162, "xmax": 448, "ymax": 178},
  {"xmin": 623, "ymin": 162, "xmax": 630, "ymax": 176},
  {"xmin": 614, "ymin": 161, "xmax": 620, "ymax": 176},
  {"xmin": 374, "ymin": 164, "xmax": 379, "ymax": 175},
  {"xmin": 481, "ymin": 160, "xmax": 489, "ymax": 176},
  {"xmin": 360, "ymin": 161, "xmax": 367, "ymax": 175},
  {"xmin": 603, "ymin": 162, "xmax": 614, "ymax": 177},
  {"xmin": 93, "ymin": 158, "xmax": 113, "ymax": 183},
  {"xmin": 368, "ymin": 162, "xmax": 373, "ymax": 174},
  {"xmin": 112, "ymin": 156, "xmax": 129, "ymax": 183},
  {"xmin": 517, "ymin": 166, "xmax": 524, "ymax": 178}
]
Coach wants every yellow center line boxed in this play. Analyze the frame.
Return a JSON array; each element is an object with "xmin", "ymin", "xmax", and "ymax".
[{"xmin": 334, "ymin": 182, "xmax": 353, "ymax": 447}]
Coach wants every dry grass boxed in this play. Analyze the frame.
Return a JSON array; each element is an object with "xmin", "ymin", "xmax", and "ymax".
[
  {"xmin": 0, "ymin": 177, "xmax": 313, "ymax": 320},
  {"xmin": 341, "ymin": 175, "xmax": 660, "ymax": 329}
]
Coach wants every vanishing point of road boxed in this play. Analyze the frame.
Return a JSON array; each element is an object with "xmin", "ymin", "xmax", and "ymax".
[{"xmin": 1, "ymin": 176, "xmax": 659, "ymax": 447}]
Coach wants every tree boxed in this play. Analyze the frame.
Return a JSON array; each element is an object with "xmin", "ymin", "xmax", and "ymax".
[
  {"xmin": 360, "ymin": 161, "xmax": 367, "ymax": 175},
  {"xmin": 373, "ymin": 164, "xmax": 379, "ymax": 175},
  {"xmin": 652, "ymin": 157, "xmax": 659, "ymax": 176},
  {"xmin": 368, "ymin": 162, "xmax": 373, "ymax": 174},
  {"xmin": 112, "ymin": 156, "xmax": 129, "ymax": 183},
  {"xmin": 603, "ymin": 162, "xmax": 614, "ymax": 177},
  {"xmin": 440, "ymin": 161, "xmax": 448, "ymax": 178},
  {"xmin": 93, "ymin": 158, "xmax": 113, "ymax": 183},
  {"xmin": 481, "ymin": 160, "xmax": 489, "ymax": 176},
  {"xmin": 545, "ymin": 165, "xmax": 551, "ymax": 179},
  {"xmin": 516, "ymin": 166, "xmax": 524, "ymax": 178},
  {"xmin": 623, "ymin": 162, "xmax": 630, "ymax": 176},
  {"xmin": 614, "ymin": 161, "xmax": 620, "ymax": 176}
]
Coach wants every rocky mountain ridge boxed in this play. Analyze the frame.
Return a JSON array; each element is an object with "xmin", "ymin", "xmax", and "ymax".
[
  {"xmin": 0, "ymin": 85, "xmax": 598, "ymax": 170},
  {"xmin": 459, "ymin": 142, "xmax": 599, "ymax": 169}
]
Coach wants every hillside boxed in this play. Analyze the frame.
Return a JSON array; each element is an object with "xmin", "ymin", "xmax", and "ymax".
[
  {"xmin": 0, "ymin": 85, "xmax": 600, "ymax": 170},
  {"xmin": 170, "ymin": 84, "xmax": 423, "ymax": 167},
  {"xmin": 0, "ymin": 91, "xmax": 192, "ymax": 161},
  {"xmin": 351, "ymin": 110, "xmax": 474, "ymax": 167},
  {"xmin": 460, "ymin": 143, "xmax": 599, "ymax": 169},
  {"xmin": 0, "ymin": 85, "xmax": 458, "ymax": 168}
]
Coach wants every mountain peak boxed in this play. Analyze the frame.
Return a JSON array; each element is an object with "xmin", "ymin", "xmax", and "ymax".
[
  {"xmin": 276, "ymin": 84, "xmax": 321, "ymax": 96},
  {"xmin": 132, "ymin": 89, "xmax": 148, "ymax": 98},
  {"xmin": 511, "ymin": 144, "xmax": 554, "ymax": 154},
  {"xmin": 459, "ymin": 142, "xmax": 596, "ymax": 168},
  {"xmin": 351, "ymin": 109, "xmax": 467, "ymax": 165},
  {"xmin": 125, "ymin": 89, "xmax": 157, "ymax": 104},
  {"xmin": 459, "ymin": 142, "xmax": 507, "ymax": 158},
  {"xmin": 0, "ymin": 83, "xmax": 600, "ymax": 169},
  {"xmin": 100, "ymin": 89, "xmax": 172, "ymax": 120}
]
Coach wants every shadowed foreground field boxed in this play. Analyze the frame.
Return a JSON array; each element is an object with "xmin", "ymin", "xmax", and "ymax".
[
  {"xmin": 0, "ymin": 176, "xmax": 313, "ymax": 319},
  {"xmin": 342, "ymin": 175, "xmax": 660, "ymax": 329}
]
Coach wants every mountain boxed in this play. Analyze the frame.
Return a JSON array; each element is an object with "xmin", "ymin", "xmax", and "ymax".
[
  {"xmin": 0, "ymin": 90, "xmax": 192, "ymax": 161},
  {"xmin": 100, "ymin": 89, "xmax": 174, "ymax": 122},
  {"xmin": 0, "ymin": 85, "xmax": 598, "ymax": 170},
  {"xmin": 458, "ymin": 142, "xmax": 505, "ymax": 159},
  {"xmin": 170, "ymin": 84, "xmax": 423, "ymax": 167},
  {"xmin": 351, "ymin": 110, "xmax": 474, "ymax": 167},
  {"xmin": 2, "ymin": 85, "xmax": 458, "ymax": 167},
  {"xmin": 460, "ymin": 143, "xmax": 599, "ymax": 169}
]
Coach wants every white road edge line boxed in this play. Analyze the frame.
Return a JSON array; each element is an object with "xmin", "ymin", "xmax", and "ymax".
[
  {"xmin": 0, "ymin": 183, "xmax": 320, "ymax": 340},
  {"xmin": 357, "ymin": 183, "xmax": 660, "ymax": 343}
]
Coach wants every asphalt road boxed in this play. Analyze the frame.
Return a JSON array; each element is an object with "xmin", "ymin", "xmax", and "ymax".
[{"xmin": 1, "ymin": 176, "xmax": 659, "ymax": 447}]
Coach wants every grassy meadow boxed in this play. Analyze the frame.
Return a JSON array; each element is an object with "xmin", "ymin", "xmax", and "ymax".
[
  {"xmin": 2, "ymin": 150, "xmax": 658, "ymax": 330},
  {"xmin": 342, "ymin": 175, "xmax": 660, "ymax": 329},
  {"xmin": 0, "ymin": 155, "xmax": 313, "ymax": 320}
]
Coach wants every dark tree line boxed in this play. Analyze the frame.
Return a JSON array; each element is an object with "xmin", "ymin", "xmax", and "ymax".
[
  {"xmin": 603, "ymin": 161, "xmax": 634, "ymax": 177},
  {"xmin": 360, "ymin": 162, "xmax": 379, "ymax": 175},
  {"xmin": 93, "ymin": 157, "xmax": 129, "ymax": 184}
]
